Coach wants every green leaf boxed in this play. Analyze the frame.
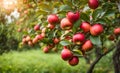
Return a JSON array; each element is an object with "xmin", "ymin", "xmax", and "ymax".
[
  {"xmin": 96, "ymin": 19, "xmax": 106, "ymax": 25},
  {"xmin": 73, "ymin": 49, "xmax": 83, "ymax": 56},
  {"xmin": 92, "ymin": 9, "xmax": 103, "ymax": 20},
  {"xmin": 80, "ymin": 12, "xmax": 89, "ymax": 22},
  {"xmin": 60, "ymin": 40, "xmax": 72, "ymax": 46},
  {"xmin": 90, "ymin": 36, "xmax": 102, "ymax": 47},
  {"xmin": 59, "ymin": 5, "xmax": 72, "ymax": 11},
  {"xmin": 63, "ymin": 0, "xmax": 73, "ymax": 6},
  {"xmin": 72, "ymin": 19, "xmax": 81, "ymax": 33},
  {"xmin": 103, "ymin": 9, "xmax": 115, "ymax": 18}
]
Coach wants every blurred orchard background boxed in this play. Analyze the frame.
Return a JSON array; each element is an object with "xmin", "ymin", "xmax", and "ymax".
[{"xmin": 0, "ymin": 0, "xmax": 120, "ymax": 73}]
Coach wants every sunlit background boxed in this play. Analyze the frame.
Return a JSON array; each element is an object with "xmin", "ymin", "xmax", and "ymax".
[{"xmin": 0, "ymin": 0, "xmax": 23, "ymax": 23}]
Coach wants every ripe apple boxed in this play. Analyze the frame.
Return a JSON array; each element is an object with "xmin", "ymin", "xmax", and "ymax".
[
  {"xmin": 53, "ymin": 38, "xmax": 60, "ymax": 44},
  {"xmin": 80, "ymin": 22, "xmax": 91, "ymax": 33},
  {"xmin": 61, "ymin": 47, "xmax": 73, "ymax": 61},
  {"xmin": 41, "ymin": 33, "xmax": 45, "ymax": 38},
  {"xmin": 22, "ymin": 38, "xmax": 27, "ymax": 44},
  {"xmin": 43, "ymin": 46, "xmax": 50, "ymax": 53},
  {"xmin": 25, "ymin": 36, "xmax": 31, "ymax": 42},
  {"xmin": 28, "ymin": 40, "xmax": 33, "ymax": 47},
  {"xmin": 114, "ymin": 27, "xmax": 120, "ymax": 35},
  {"xmin": 34, "ymin": 24, "xmax": 40, "ymax": 31},
  {"xmin": 82, "ymin": 40, "xmax": 93, "ymax": 52},
  {"xmin": 90, "ymin": 24, "xmax": 103, "ymax": 36},
  {"xmin": 47, "ymin": 14, "xmax": 59, "ymax": 24},
  {"xmin": 47, "ymin": 24, "xmax": 55, "ymax": 29},
  {"xmin": 68, "ymin": 56, "xmax": 79, "ymax": 66},
  {"xmin": 65, "ymin": 36, "xmax": 72, "ymax": 40},
  {"xmin": 60, "ymin": 18, "xmax": 73, "ymax": 30},
  {"xmin": 88, "ymin": 0, "xmax": 99, "ymax": 9},
  {"xmin": 72, "ymin": 33, "xmax": 85, "ymax": 45},
  {"xmin": 66, "ymin": 11, "xmax": 80, "ymax": 23},
  {"xmin": 42, "ymin": 28, "xmax": 46, "ymax": 33},
  {"xmin": 32, "ymin": 37, "xmax": 38, "ymax": 44},
  {"xmin": 35, "ymin": 34, "xmax": 44, "ymax": 40}
]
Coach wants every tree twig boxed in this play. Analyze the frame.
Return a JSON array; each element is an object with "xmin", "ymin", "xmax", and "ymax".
[{"xmin": 87, "ymin": 47, "xmax": 114, "ymax": 73}]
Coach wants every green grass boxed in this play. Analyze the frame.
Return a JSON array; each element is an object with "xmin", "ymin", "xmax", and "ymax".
[{"xmin": 0, "ymin": 49, "xmax": 114, "ymax": 73}]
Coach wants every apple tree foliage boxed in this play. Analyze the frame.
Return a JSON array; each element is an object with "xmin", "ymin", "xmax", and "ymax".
[{"xmin": 18, "ymin": 0, "xmax": 120, "ymax": 73}]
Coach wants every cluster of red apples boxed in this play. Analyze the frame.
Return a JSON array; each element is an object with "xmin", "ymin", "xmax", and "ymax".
[{"xmin": 21, "ymin": 0, "xmax": 120, "ymax": 66}]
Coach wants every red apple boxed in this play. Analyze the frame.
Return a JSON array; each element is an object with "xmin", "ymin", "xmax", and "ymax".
[
  {"xmin": 22, "ymin": 38, "xmax": 27, "ymax": 44},
  {"xmin": 34, "ymin": 24, "xmax": 40, "ymax": 31},
  {"xmin": 72, "ymin": 33, "xmax": 85, "ymax": 45},
  {"xmin": 47, "ymin": 24, "xmax": 55, "ymax": 29},
  {"xmin": 25, "ymin": 36, "xmax": 31, "ymax": 42},
  {"xmin": 90, "ymin": 24, "xmax": 103, "ymax": 36},
  {"xmin": 35, "ymin": 34, "xmax": 44, "ymax": 40},
  {"xmin": 80, "ymin": 22, "xmax": 91, "ymax": 33},
  {"xmin": 61, "ymin": 47, "xmax": 73, "ymax": 61},
  {"xmin": 28, "ymin": 40, "xmax": 33, "ymax": 47},
  {"xmin": 88, "ymin": 0, "xmax": 99, "ymax": 9},
  {"xmin": 68, "ymin": 56, "xmax": 79, "ymax": 66},
  {"xmin": 114, "ymin": 27, "xmax": 120, "ymax": 35},
  {"xmin": 43, "ymin": 46, "xmax": 50, "ymax": 53},
  {"xmin": 41, "ymin": 33, "xmax": 45, "ymax": 38},
  {"xmin": 47, "ymin": 14, "xmax": 59, "ymax": 24},
  {"xmin": 65, "ymin": 36, "xmax": 72, "ymax": 40},
  {"xmin": 42, "ymin": 28, "xmax": 46, "ymax": 33},
  {"xmin": 32, "ymin": 37, "xmax": 38, "ymax": 44},
  {"xmin": 82, "ymin": 40, "xmax": 93, "ymax": 52},
  {"xmin": 66, "ymin": 11, "xmax": 80, "ymax": 23},
  {"xmin": 53, "ymin": 38, "xmax": 60, "ymax": 44},
  {"xmin": 60, "ymin": 18, "xmax": 73, "ymax": 30}
]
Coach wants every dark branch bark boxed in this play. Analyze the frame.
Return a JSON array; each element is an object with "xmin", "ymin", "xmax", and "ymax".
[
  {"xmin": 87, "ymin": 47, "xmax": 114, "ymax": 73},
  {"xmin": 113, "ymin": 41, "xmax": 120, "ymax": 73},
  {"xmin": 87, "ymin": 55, "xmax": 102, "ymax": 73}
]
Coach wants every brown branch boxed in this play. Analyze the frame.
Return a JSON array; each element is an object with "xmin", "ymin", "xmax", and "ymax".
[
  {"xmin": 87, "ymin": 47, "xmax": 114, "ymax": 73},
  {"xmin": 113, "ymin": 41, "xmax": 120, "ymax": 73}
]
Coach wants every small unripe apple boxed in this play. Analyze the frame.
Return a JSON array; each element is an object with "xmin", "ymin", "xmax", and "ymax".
[
  {"xmin": 72, "ymin": 33, "xmax": 85, "ymax": 45},
  {"xmin": 108, "ymin": 35, "xmax": 115, "ymax": 41},
  {"xmin": 61, "ymin": 47, "xmax": 73, "ymax": 61},
  {"xmin": 47, "ymin": 24, "xmax": 55, "ymax": 29},
  {"xmin": 53, "ymin": 38, "xmax": 60, "ymax": 44},
  {"xmin": 66, "ymin": 11, "xmax": 80, "ymax": 23},
  {"xmin": 68, "ymin": 56, "xmax": 79, "ymax": 66},
  {"xmin": 90, "ymin": 24, "xmax": 103, "ymax": 36},
  {"xmin": 47, "ymin": 14, "xmax": 59, "ymax": 24},
  {"xmin": 88, "ymin": 0, "xmax": 99, "ymax": 9},
  {"xmin": 43, "ymin": 46, "xmax": 50, "ymax": 53},
  {"xmin": 80, "ymin": 22, "xmax": 91, "ymax": 33},
  {"xmin": 60, "ymin": 18, "xmax": 73, "ymax": 30},
  {"xmin": 34, "ymin": 24, "xmax": 40, "ymax": 31},
  {"xmin": 82, "ymin": 40, "xmax": 93, "ymax": 52},
  {"xmin": 114, "ymin": 27, "xmax": 120, "ymax": 35}
]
